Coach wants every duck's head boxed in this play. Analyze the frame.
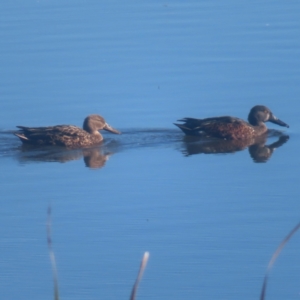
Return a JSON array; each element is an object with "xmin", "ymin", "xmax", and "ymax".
[
  {"xmin": 248, "ymin": 105, "xmax": 289, "ymax": 128},
  {"xmin": 83, "ymin": 115, "xmax": 121, "ymax": 135}
]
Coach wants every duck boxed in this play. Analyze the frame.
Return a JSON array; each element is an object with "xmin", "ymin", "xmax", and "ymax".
[
  {"xmin": 174, "ymin": 105, "xmax": 289, "ymax": 140},
  {"xmin": 14, "ymin": 114, "xmax": 121, "ymax": 148}
]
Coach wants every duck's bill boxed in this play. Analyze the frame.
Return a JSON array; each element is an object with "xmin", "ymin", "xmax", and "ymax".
[
  {"xmin": 269, "ymin": 115, "xmax": 289, "ymax": 128},
  {"xmin": 103, "ymin": 123, "xmax": 121, "ymax": 134}
]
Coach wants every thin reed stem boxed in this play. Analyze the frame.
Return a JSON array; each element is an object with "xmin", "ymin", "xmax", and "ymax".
[
  {"xmin": 260, "ymin": 222, "xmax": 300, "ymax": 300},
  {"xmin": 47, "ymin": 206, "xmax": 60, "ymax": 300},
  {"xmin": 130, "ymin": 252, "xmax": 150, "ymax": 300}
]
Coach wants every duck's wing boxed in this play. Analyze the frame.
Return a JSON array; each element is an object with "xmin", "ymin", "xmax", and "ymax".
[
  {"xmin": 15, "ymin": 125, "xmax": 81, "ymax": 145},
  {"xmin": 174, "ymin": 118, "xmax": 204, "ymax": 136}
]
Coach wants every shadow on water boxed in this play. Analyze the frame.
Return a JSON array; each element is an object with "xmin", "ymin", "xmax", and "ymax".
[
  {"xmin": 179, "ymin": 130, "xmax": 289, "ymax": 163},
  {"xmin": 0, "ymin": 128, "xmax": 290, "ymax": 168}
]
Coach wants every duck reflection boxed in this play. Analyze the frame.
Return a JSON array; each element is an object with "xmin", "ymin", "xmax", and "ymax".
[
  {"xmin": 82, "ymin": 148, "xmax": 112, "ymax": 169},
  {"xmin": 179, "ymin": 131, "xmax": 289, "ymax": 163},
  {"xmin": 248, "ymin": 134, "xmax": 289, "ymax": 163},
  {"xmin": 17, "ymin": 144, "xmax": 112, "ymax": 169}
]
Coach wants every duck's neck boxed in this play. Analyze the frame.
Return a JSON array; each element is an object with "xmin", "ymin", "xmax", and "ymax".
[
  {"xmin": 248, "ymin": 114, "xmax": 260, "ymax": 126},
  {"xmin": 252, "ymin": 122, "xmax": 267, "ymax": 136},
  {"xmin": 83, "ymin": 127, "xmax": 101, "ymax": 136},
  {"xmin": 83, "ymin": 123, "xmax": 100, "ymax": 135},
  {"xmin": 250, "ymin": 120, "xmax": 266, "ymax": 127},
  {"xmin": 90, "ymin": 130, "xmax": 101, "ymax": 136},
  {"xmin": 83, "ymin": 118, "xmax": 101, "ymax": 135}
]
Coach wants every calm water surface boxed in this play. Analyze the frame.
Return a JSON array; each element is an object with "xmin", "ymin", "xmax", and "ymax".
[{"xmin": 1, "ymin": 1, "xmax": 300, "ymax": 300}]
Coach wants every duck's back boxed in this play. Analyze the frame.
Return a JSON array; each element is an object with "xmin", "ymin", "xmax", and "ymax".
[
  {"xmin": 175, "ymin": 116, "xmax": 255, "ymax": 140},
  {"xmin": 15, "ymin": 125, "xmax": 102, "ymax": 148}
]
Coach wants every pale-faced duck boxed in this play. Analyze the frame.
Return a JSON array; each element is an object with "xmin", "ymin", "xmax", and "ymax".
[{"xmin": 15, "ymin": 114, "xmax": 121, "ymax": 148}]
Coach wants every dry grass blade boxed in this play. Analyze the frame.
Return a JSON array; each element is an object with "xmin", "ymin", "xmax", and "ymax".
[
  {"xmin": 47, "ymin": 206, "xmax": 60, "ymax": 300},
  {"xmin": 129, "ymin": 252, "xmax": 150, "ymax": 300},
  {"xmin": 260, "ymin": 221, "xmax": 300, "ymax": 300}
]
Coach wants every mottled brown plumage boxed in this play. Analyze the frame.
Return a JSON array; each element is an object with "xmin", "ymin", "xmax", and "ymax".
[
  {"xmin": 175, "ymin": 105, "xmax": 289, "ymax": 140},
  {"xmin": 14, "ymin": 114, "xmax": 120, "ymax": 148}
]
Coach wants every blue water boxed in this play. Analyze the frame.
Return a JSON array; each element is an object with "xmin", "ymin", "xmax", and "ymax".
[{"xmin": 0, "ymin": 1, "xmax": 300, "ymax": 300}]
